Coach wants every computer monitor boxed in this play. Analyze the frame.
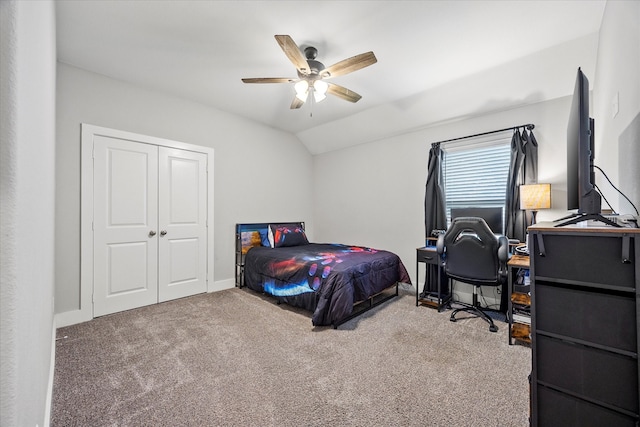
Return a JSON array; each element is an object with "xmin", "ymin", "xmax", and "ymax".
[
  {"xmin": 451, "ymin": 207, "xmax": 504, "ymax": 234},
  {"xmin": 555, "ymin": 67, "xmax": 618, "ymax": 227}
]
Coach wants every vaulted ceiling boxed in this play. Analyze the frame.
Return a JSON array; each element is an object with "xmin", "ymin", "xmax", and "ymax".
[{"xmin": 56, "ymin": 1, "xmax": 606, "ymax": 154}]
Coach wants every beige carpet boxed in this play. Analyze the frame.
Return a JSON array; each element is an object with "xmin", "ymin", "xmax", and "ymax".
[{"xmin": 51, "ymin": 285, "xmax": 531, "ymax": 426}]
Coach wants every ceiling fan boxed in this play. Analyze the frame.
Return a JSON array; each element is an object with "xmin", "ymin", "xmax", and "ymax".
[{"xmin": 242, "ymin": 35, "xmax": 377, "ymax": 109}]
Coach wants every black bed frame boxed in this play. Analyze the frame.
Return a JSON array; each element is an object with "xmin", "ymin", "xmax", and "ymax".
[{"xmin": 234, "ymin": 222, "xmax": 399, "ymax": 328}]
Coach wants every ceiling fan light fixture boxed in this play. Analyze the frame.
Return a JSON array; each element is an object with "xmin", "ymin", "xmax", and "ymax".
[
  {"xmin": 311, "ymin": 80, "xmax": 328, "ymax": 103},
  {"xmin": 295, "ymin": 91, "xmax": 309, "ymax": 102},
  {"xmin": 294, "ymin": 80, "xmax": 309, "ymax": 102},
  {"xmin": 313, "ymin": 89, "xmax": 327, "ymax": 103}
]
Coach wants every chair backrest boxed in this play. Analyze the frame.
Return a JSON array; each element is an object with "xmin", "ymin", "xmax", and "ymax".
[{"xmin": 440, "ymin": 217, "xmax": 503, "ymax": 285}]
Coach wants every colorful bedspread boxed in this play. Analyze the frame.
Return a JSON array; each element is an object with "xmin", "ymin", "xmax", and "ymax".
[{"xmin": 243, "ymin": 243, "xmax": 411, "ymax": 326}]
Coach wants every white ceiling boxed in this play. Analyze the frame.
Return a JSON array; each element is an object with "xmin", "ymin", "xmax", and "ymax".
[{"xmin": 55, "ymin": 0, "xmax": 606, "ymax": 154}]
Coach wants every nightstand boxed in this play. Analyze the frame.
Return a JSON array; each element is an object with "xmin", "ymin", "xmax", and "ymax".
[{"xmin": 416, "ymin": 246, "xmax": 449, "ymax": 311}]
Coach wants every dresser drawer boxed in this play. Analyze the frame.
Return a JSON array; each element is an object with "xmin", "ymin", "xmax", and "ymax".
[
  {"xmin": 537, "ymin": 385, "xmax": 638, "ymax": 427},
  {"xmin": 535, "ymin": 282, "xmax": 637, "ymax": 352},
  {"xmin": 536, "ymin": 335, "xmax": 638, "ymax": 414},
  {"xmin": 533, "ymin": 234, "xmax": 635, "ymax": 289}
]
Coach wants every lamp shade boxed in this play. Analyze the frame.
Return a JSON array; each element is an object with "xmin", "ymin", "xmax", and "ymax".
[{"xmin": 520, "ymin": 184, "xmax": 551, "ymax": 210}]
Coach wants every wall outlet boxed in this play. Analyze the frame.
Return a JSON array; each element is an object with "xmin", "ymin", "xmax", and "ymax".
[{"xmin": 612, "ymin": 91, "xmax": 619, "ymax": 118}]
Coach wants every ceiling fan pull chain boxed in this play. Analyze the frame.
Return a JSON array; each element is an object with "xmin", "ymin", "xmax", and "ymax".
[{"xmin": 309, "ymin": 93, "xmax": 315, "ymax": 117}]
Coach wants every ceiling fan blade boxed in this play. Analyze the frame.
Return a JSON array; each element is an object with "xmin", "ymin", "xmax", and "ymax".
[
  {"xmin": 241, "ymin": 77, "xmax": 294, "ymax": 84},
  {"xmin": 274, "ymin": 35, "xmax": 310, "ymax": 75},
  {"xmin": 327, "ymin": 83, "xmax": 362, "ymax": 103},
  {"xmin": 322, "ymin": 52, "xmax": 377, "ymax": 78},
  {"xmin": 290, "ymin": 96, "xmax": 304, "ymax": 109}
]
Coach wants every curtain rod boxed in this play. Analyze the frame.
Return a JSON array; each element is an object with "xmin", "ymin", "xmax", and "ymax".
[{"xmin": 431, "ymin": 123, "xmax": 535, "ymax": 147}]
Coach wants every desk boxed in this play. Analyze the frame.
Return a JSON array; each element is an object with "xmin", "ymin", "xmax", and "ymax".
[
  {"xmin": 416, "ymin": 246, "xmax": 449, "ymax": 311},
  {"xmin": 507, "ymin": 254, "xmax": 530, "ymax": 345}
]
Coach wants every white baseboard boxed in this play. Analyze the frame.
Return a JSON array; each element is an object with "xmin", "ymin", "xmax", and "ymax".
[
  {"xmin": 55, "ymin": 309, "xmax": 91, "ymax": 329},
  {"xmin": 44, "ymin": 321, "xmax": 56, "ymax": 427},
  {"xmin": 209, "ymin": 278, "xmax": 235, "ymax": 293}
]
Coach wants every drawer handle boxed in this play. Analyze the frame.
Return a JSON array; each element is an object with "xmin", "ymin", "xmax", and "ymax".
[
  {"xmin": 622, "ymin": 235, "xmax": 630, "ymax": 264},
  {"xmin": 536, "ymin": 233, "xmax": 546, "ymax": 257}
]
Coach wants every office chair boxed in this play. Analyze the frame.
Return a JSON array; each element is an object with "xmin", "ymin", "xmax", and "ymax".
[{"xmin": 436, "ymin": 217, "xmax": 509, "ymax": 332}]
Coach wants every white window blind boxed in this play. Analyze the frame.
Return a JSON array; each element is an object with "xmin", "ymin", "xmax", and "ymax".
[{"xmin": 442, "ymin": 139, "xmax": 511, "ymax": 224}]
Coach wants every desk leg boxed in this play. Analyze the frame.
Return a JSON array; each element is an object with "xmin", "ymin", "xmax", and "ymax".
[
  {"xmin": 437, "ymin": 263, "xmax": 441, "ymax": 311},
  {"xmin": 416, "ymin": 259, "xmax": 419, "ymax": 306},
  {"xmin": 437, "ymin": 262, "xmax": 446, "ymax": 312},
  {"xmin": 507, "ymin": 266, "xmax": 513, "ymax": 345}
]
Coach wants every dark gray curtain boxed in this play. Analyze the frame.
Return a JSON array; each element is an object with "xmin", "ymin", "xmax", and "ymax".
[
  {"xmin": 422, "ymin": 143, "xmax": 447, "ymax": 295},
  {"xmin": 505, "ymin": 129, "xmax": 524, "ymax": 241},
  {"xmin": 505, "ymin": 128, "xmax": 538, "ymax": 243},
  {"xmin": 502, "ymin": 128, "xmax": 537, "ymax": 312},
  {"xmin": 523, "ymin": 129, "xmax": 539, "ymax": 182}
]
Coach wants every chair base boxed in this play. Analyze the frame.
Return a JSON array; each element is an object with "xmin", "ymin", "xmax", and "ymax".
[{"xmin": 450, "ymin": 304, "xmax": 499, "ymax": 332}]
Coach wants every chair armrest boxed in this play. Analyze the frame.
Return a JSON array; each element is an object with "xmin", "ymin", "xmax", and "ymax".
[
  {"xmin": 436, "ymin": 233, "xmax": 445, "ymax": 255},
  {"xmin": 497, "ymin": 235, "xmax": 509, "ymax": 263}
]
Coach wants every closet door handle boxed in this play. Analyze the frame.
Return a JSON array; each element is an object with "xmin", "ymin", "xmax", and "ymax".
[
  {"xmin": 160, "ymin": 230, "xmax": 167, "ymax": 236},
  {"xmin": 149, "ymin": 230, "xmax": 157, "ymax": 237}
]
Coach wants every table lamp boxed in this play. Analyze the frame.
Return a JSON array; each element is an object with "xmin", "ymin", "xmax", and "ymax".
[{"xmin": 520, "ymin": 183, "xmax": 551, "ymax": 225}]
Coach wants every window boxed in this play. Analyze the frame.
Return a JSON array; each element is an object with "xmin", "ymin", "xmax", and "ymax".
[{"xmin": 442, "ymin": 136, "xmax": 511, "ymax": 231}]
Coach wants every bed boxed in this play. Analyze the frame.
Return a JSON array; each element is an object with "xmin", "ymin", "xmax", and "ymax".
[{"xmin": 236, "ymin": 222, "xmax": 411, "ymax": 328}]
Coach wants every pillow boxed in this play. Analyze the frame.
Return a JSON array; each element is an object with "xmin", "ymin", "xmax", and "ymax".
[
  {"xmin": 240, "ymin": 231, "xmax": 262, "ymax": 254},
  {"xmin": 268, "ymin": 224, "xmax": 309, "ymax": 248},
  {"xmin": 258, "ymin": 228, "xmax": 270, "ymax": 247}
]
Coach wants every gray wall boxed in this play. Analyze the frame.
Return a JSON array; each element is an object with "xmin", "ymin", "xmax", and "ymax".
[
  {"xmin": 55, "ymin": 63, "xmax": 315, "ymax": 316},
  {"xmin": 593, "ymin": 0, "xmax": 640, "ymax": 215},
  {"xmin": 0, "ymin": 1, "xmax": 57, "ymax": 426}
]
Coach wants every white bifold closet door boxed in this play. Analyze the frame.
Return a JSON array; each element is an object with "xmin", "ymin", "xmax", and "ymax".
[
  {"xmin": 93, "ymin": 137, "xmax": 207, "ymax": 317},
  {"xmin": 157, "ymin": 147, "xmax": 207, "ymax": 302}
]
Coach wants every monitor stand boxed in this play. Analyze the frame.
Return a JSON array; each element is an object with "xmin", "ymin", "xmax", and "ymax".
[{"xmin": 554, "ymin": 212, "xmax": 621, "ymax": 227}]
